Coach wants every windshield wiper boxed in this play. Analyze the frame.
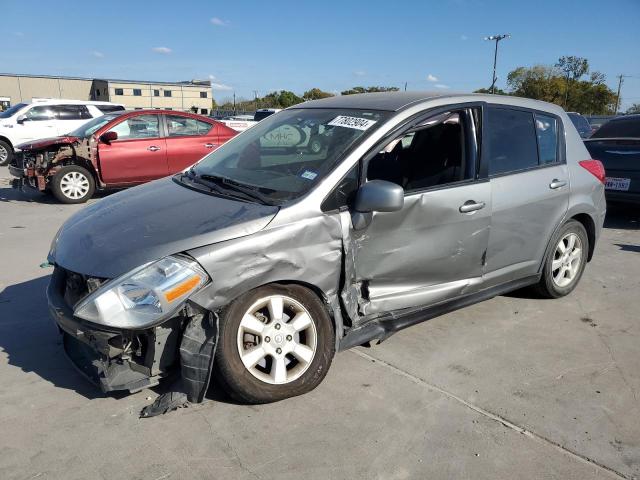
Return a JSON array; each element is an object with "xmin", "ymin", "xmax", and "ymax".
[{"xmin": 199, "ymin": 174, "xmax": 277, "ymax": 206}]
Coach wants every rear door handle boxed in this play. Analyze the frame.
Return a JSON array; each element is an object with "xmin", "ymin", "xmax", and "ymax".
[
  {"xmin": 147, "ymin": 145, "xmax": 161, "ymax": 152},
  {"xmin": 459, "ymin": 200, "xmax": 486, "ymax": 213},
  {"xmin": 549, "ymin": 179, "xmax": 567, "ymax": 189},
  {"xmin": 204, "ymin": 143, "xmax": 216, "ymax": 148}
]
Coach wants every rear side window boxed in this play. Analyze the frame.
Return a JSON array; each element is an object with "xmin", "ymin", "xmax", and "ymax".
[
  {"xmin": 535, "ymin": 114, "xmax": 558, "ymax": 165},
  {"xmin": 486, "ymin": 107, "xmax": 538, "ymax": 175},
  {"xmin": 96, "ymin": 105, "xmax": 125, "ymax": 114},
  {"xmin": 591, "ymin": 117, "xmax": 640, "ymax": 138},
  {"xmin": 54, "ymin": 105, "xmax": 93, "ymax": 120},
  {"xmin": 166, "ymin": 114, "xmax": 213, "ymax": 136}
]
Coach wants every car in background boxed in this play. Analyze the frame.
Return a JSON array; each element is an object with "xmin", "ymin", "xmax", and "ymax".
[
  {"xmin": 219, "ymin": 109, "xmax": 283, "ymax": 132},
  {"xmin": 9, "ymin": 109, "xmax": 237, "ymax": 203},
  {"xmin": 567, "ymin": 112, "xmax": 594, "ymax": 138},
  {"xmin": 585, "ymin": 115, "xmax": 617, "ymax": 132},
  {"xmin": 584, "ymin": 114, "xmax": 640, "ymax": 204},
  {"xmin": 0, "ymin": 99, "xmax": 124, "ymax": 166}
]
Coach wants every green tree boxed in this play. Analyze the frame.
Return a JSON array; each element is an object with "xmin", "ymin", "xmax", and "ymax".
[
  {"xmin": 341, "ymin": 86, "xmax": 399, "ymax": 95},
  {"xmin": 555, "ymin": 56, "xmax": 589, "ymax": 109},
  {"xmin": 626, "ymin": 103, "xmax": 640, "ymax": 114},
  {"xmin": 262, "ymin": 90, "xmax": 304, "ymax": 108},
  {"xmin": 302, "ymin": 88, "xmax": 334, "ymax": 100},
  {"xmin": 506, "ymin": 60, "xmax": 616, "ymax": 115}
]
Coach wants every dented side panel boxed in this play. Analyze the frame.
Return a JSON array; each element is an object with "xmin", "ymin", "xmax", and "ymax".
[
  {"xmin": 187, "ymin": 212, "xmax": 346, "ymax": 332},
  {"xmin": 351, "ymin": 182, "xmax": 491, "ymax": 315}
]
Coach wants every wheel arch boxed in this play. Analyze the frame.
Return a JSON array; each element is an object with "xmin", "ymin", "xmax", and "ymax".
[
  {"xmin": 0, "ymin": 135, "xmax": 13, "ymax": 149},
  {"xmin": 539, "ymin": 211, "xmax": 597, "ymax": 274},
  {"xmin": 51, "ymin": 156, "xmax": 100, "ymax": 184}
]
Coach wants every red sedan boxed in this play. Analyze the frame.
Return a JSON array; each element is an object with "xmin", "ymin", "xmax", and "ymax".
[{"xmin": 9, "ymin": 109, "xmax": 237, "ymax": 203}]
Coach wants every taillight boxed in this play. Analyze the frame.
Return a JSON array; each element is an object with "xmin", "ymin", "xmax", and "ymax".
[{"xmin": 579, "ymin": 159, "xmax": 605, "ymax": 184}]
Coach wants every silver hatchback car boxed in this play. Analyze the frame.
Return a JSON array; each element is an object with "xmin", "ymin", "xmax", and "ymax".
[{"xmin": 47, "ymin": 92, "xmax": 606, "ymax": 415}]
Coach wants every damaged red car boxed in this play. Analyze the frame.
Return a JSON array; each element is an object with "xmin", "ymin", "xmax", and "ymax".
[{"xmin": 9, "ymin": 110, "xmax": 237, "ymax": 203}]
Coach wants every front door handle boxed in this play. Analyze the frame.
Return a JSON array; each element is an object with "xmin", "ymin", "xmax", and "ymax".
[
  {"xmin": 147, "ymin": 145, "xmax": 161, "ymax": 152},
  {"xmin": 549, "ymin": 179, "xmax": 567, "ymax": 189},
  {"xmin": 459, "ymin": 200, "xmax": 486, "ymax": 213},
  {"xmin": 204, "ymin": 143, "xmax": 216, "ymax": 148}
]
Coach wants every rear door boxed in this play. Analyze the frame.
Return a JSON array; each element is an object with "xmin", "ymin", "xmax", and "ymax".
[
  {"xmin": 163, "ymin": 113, "xmax": 218, "ymax": 172},
  {"xmin": 483, "ymin": 106, "xmax": 569, "ymax": 287},
  {"xmin": 97, "ymin": 113, "xmax": 168, "ymax": 184},
  {"xmin": 52, "ymin": 104, "xmax": 94, "ymax": 135}
]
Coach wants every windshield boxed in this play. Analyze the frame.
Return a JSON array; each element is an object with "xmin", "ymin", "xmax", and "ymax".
[
  {"xmin": 68, "ymin": 113, "xmax": 123, "ymax": 138},
  {"xmin": 591, "ymin": 117, "xmax": 640, "ymax": 139},
  {"xmin": 568, "ymin": 113, "xmax": 592, "ymax": 137},
  {"xmin": 185, "ymin": 108, "xmax": 389, "ymax": 203},
  {"xmin": 0, "ymin": 103, "xmax": 28, "ymax": 119}
]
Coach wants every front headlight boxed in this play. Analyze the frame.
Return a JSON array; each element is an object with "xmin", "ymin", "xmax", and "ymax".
[{"xmin": 74, "ymin": 255, "xmax": 209, "ymax": 329}]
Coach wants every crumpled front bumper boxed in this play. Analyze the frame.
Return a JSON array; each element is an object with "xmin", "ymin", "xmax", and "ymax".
[{"xmin": 47, "ymin": 266, "xmax": 181, "ymax": 393}]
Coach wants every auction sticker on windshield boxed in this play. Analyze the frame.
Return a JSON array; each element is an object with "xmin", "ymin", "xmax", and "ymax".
[{"xmin": 328, "ymin": 115, "xmax": 377, "ymax": 131}]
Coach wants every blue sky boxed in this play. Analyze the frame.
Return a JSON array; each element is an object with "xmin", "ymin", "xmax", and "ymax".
[{"xmin": 3, "ymin": 0, "xmax": 640, "ymax": 109}]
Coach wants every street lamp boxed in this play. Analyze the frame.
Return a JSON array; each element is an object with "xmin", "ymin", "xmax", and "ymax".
[{"xmin": 484, "ymin": 34, "xmax": 510, "ymax": 94}]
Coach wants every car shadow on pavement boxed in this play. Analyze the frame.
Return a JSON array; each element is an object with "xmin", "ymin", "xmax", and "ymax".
[
  {"xmin": 0, "ymin": 184, "xmax": 115, "ymax": 204},
  {"xmin": 0, "ymin": 275, "xmax": 116, "ymax": 399}
]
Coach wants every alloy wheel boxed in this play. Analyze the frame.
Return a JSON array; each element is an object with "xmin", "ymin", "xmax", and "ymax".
[
  {"xmin": 236, "ymin": 295, "xmax": 318, "ymax": 385},
  {"xmin": 552, "ymin": 232, "xmax": 583, "ymax": 288},
  {"xmin": 0, "ymin": 145, "xmax": 8, "ymax": 163},
  {"xmin": 59, "ymin": 171, "xmax": 90, "ymax": 200}
]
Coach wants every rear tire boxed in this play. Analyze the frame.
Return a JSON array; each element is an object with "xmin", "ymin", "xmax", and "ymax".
[
  {"xmin": 214, "ymin": 284, "xmax": 335, "ymax": 404},
  {"xmin": 0, "ymin": 140, "xmax": 12, "ymax": 166},
  {"xmin": 535, "ymin": 220, "xmax": 588, "ymax": 298},
  {"xmin": 51, "ymin": 165, "xmax": 95, "ymax": 204}
]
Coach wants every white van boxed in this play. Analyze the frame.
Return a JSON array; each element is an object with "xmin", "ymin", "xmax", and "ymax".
[{"xmin": 0, "ymin": 99, "xmax": 124, "ymax": 165}]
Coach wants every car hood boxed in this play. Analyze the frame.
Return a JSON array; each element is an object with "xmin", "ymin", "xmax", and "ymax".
[
  {"xmin": 17, "ymin": 135, "xmax": 80, "ymax": 151},
  {"xmin": 51, "ymin": 177, "xmax": 279, "ymax": 278}
]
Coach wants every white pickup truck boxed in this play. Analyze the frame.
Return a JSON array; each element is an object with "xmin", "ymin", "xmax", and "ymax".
[{"xmin": 218, "ymin": 108, "xmax": 281, "ymax": 132}]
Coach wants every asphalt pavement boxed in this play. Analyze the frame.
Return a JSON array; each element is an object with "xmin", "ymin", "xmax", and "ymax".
[{"xmin": 0, "ymin": 167, "xmax": 638, "ymax": 479}]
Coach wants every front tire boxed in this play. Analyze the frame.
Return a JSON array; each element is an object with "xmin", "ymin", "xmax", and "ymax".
[
  {"xmin": 214, "ymin": 284, "xmax": 335, "ymax": 404},
  {"xmin": 535, "ymin": 220, "xmax": 588, "ymax": 298},
  {"xmin": 0, "ymin": 140, "xmax": 13, "ymax": 166},
  {"xmin": 51, "ymin": 165, "xmax": 95, "ymax": 204}
]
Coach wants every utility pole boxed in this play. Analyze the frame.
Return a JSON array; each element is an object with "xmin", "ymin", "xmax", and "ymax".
[
  {"xmin": 484, "ymin": 34, "xmax": 510, "ymax": 94},
  {"xmin": 253, "ymin": 90, "xmax": 259, "ymax": 111},
  {"xmin": 614, "ymin": 74, "xmax": 624, "ymax": 114},
  {"xmin": 233, "ymin": 92, "xmax": 236, "ymax": 114},
  {"xmin": 404, "ymin": 82, "xmax": 407, "ymax": 91}
]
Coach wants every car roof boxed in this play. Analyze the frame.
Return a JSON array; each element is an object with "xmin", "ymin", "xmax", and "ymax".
[
  {"xmin": 29, "ymin": 98, "xmax": 123, "ymax": 106},
  {"xmin": 295, "ymin": 91, "xmax": 563, "ymax": 113},
  {"xmin": 606, "ymin": 114, "xmax": 640, "ymax": 122}
]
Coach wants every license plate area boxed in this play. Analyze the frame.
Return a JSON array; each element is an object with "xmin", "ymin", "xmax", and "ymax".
[{"xmin": 605, "ymin": 177, "xmax": 631, "ymax": 191}]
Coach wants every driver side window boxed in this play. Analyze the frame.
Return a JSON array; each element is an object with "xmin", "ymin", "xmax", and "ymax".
[
  {"xmin": 108, "ymin": 115, "xmax": 160, "ymax": 140},
  {"xmin": 366, "ymin": 110, "xmax": 475, "ymax": 193}
]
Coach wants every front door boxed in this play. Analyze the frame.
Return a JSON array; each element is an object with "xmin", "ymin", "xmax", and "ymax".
[
  {"xmin": 97, "ymin": 114, "xmax": 168, "ymax": 185},
  {"xmin": 14, "ymin": 105, "xmax": 58, "ymax": 144},
  {"xmin": 482, "ymin": 106, "xmax": 569, "ymax": 287},
  {"xmin": 351, "ymin": 108, "xmax": 491, "ymax": 316}
]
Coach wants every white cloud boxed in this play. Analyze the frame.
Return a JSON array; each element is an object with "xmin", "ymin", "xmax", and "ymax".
[
  {"xmin": 92, "ymin": 51, "xmax": 104, "ymax": 58},
  {"xmin": 210, "ymin": 17, "xmax": 229, "ymax": 26},
  {"xmin": 434, "ymin": 84, "xmax": 450, "ymax": 89},
  {"xmin": 460, "ymin": 35, "xmax": 468, "ymax": 41},
  {"xmin": 427, "ymin": 74, "xmax": 438, "ymax": 82},
  {"xmin": 14, "ymin": 31, "xmax": 24, "ymax": 37},
  {"xmin": 211, "ymin": 82, "xmax": 233, "ymax": 91},
  {"xmin": 208, "ymin": 74, "xmax": 216, "ymax": 80},
  {"xmin": 353, "ymin": 70, "xmax": 366, "ymax": 77},
  {"xmin": 152, "ymin": 47, "xmax": 172, "ymax": 54}
]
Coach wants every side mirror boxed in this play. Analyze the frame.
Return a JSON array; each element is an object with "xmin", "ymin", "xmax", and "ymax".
[
  {"xmin": 16, "ymin": 115, "xmax": 27, "ymax": 124},
  {"xmin": 355, "ymin": 180, "xmax": 404, "ymax": 213},
  {"xmin": 100, "ymin": 131, "xmax": 118, "ymax": 143}
]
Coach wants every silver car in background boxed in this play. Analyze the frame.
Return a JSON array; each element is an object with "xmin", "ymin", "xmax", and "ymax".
[{"xmin": 47, "ymin": 92, "xmax": 606, "ymax": 415}]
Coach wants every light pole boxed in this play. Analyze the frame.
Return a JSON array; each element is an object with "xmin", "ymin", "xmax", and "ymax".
[{"xmin": 484, "ymin": 34, "xmax": 510, "ymax": 94}]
